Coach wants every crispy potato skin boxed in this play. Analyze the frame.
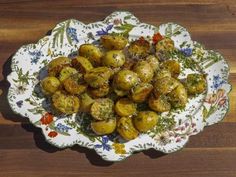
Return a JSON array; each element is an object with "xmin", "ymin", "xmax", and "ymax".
[
  {"xmin": 130, "ymin": 83, "xmax": 153, "ymax": 103},
  {"xmin": 146, "ymin": 55, "xmax": 160, "ymax": 71},
  {"xmin": 155, "ymin": 37, "xmax": 175, "ymax": 53},
  {"xmin": 117, "ymin": 117, "xmax": 139, "ymax": 140},
  {"xmin": 89, "ymin": 84, "xmax": 110, "ymax": 98},
  {"xmin": 168, "ymin": 83, "xmax": 188, "ymax": 108},
  {"xmin": 128, "ymin": 38, "xmax": 150, "ymax": 58},
  {"xmin": 101, "ymin": 35, "xmax": 128, "ymax": 50},
  {"xmin": 58, "ymin": 66, "xmax": 77, "ymax": 82},
  {"xmin": 115, "ymin": 98, "xmax": 137, "ymax": 117},
  {"xmin": 153, "ymin": 77, "xmax": 179, "ymax": 95},
  {"xmin": 133, "ymin": 61, "xmax": 154, "ymax": 83},
  {"xmin": 91, "ymin": 118, "xmax": 116, "ymax": 135},
  {"xmin": 102, "ymin": 50, "xmax": 126, "ymax": 68},
  {"xmin": 48, "ymin": 57, "xmax": 71, "ymax": 77},
  {"xmin": 186, "ymin": 74, "xmax": 207, "ymax": 95},
  {"xmin": 161, "ymin": 60, "xmax": 180, "ymax": 78},
  {"xmin": 41, "ymin": 76, "xmax": 61, "ymax": 95},
  {"xmin": 148, "ymin": 94, "xmax": 171, "ymax": 112},
  {"xmin": 71, "ymin": 56, "xmax": 93, "ymax": 73}
]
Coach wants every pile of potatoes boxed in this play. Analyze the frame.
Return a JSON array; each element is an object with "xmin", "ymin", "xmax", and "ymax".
[{"xmin": 40, "ymin": 34, "xmax": 206, "ymax": 140}]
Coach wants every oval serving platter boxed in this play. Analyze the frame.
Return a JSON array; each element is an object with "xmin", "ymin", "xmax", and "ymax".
[{"xmin": 7, "ymin": 11, "xmax": 231, "ymax": 161}]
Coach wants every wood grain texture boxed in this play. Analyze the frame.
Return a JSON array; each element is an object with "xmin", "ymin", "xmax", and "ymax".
[{"xmin": 0, "ymin": 0, "xmax": 235, "ymax": 176}]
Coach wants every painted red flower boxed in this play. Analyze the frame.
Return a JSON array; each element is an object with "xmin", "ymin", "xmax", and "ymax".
[
  {"xmin": 40, "ymin": 112, "xmax": 53, "ymax": 125},
  {"xmin": 152, "ymin": 32, "xmax": 163, "ymax": 44},
  {"xmin": 48, "ymin": 131, "xmax": 58, "ymax": 138}
]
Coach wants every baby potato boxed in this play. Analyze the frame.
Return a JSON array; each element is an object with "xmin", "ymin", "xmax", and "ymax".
[
  {"xmin": 128, "ymin": 37, "xmax": 150, "ymax": 58},
  {"xmin": 114, "ymin": 69, "xmax": 139, "ymax": 91},
  {"xmin": 186, "ymin": 73, "xmax": 207, "ymax": 95},
  {"xmin": 79, "ymin": 44, "xmax": 103, "ymax": 66},
  {"xmin": 90, "ymin": 98, "xmax": 114, "ymax": 120},
  {"xmin": 48, "ymin": 57, "xmax": 71, "ymax": 76},
  {"xmin": 130, "ymin": 83, "xmax": 153, "ymax": 103},
  {"xmin": 146, "ymin": 55, "xmax": 160, "ymax": 71},
  {"xmin": 133, "ymin": 111, "xmax": 159, "ymax": 132},
  {"xmin": 41, "ymin": 76, "xmax": 61, "ymax": 95},
  {"xmin": 115, "ymin": 98, "xmax": 137, "ymax": 117},
  {"xmin": 113, "ymin": 87, "xmax": 129, "ymax": 97},
  {"xmin": 161, "ymin": 60, "xmax": 180, "ymax": 78},
  {"xmin": 153, "ymin": 77, "xmax": 179, "ymax": 95},
  {"xmin": 58, "ymin": 66, "xmax": 78, "ymax": 82},
  {"xmin": 168, "ymin": 83, "xmax": 188, "ymax": 108},
  {"xmin": 102, "ymin": 50, "xmax": 125, "ymax": 68},
  {"xmin": 63, "ymin": 73, "xmax": 87, "ymax": 95},
  {"xmin": 71, "ymin": 56, "xmax": 93, "ymax": 73},
  {"xmin": 155, "ymin": 37, "xmax": 175, "ymax": 53},
  {"xmin": 154, "ymin": 69, "xmax": 172, "ymax": 81},
  {"xmin": 133, "ymin": 61, "xmax": 154, "ymax": 83},
  {"xmin": 79, "ymin": 93, "xmax": 94, "ymax": 112},
  {"xmin": 117, "ymin": 117, "xmax": 139, "ymax": 140},
  {"xmin": 84, "ymin": 67, "xmax": 113, "ymax": 88},
  {"xmin": 101, "ymin": 35, "xmax": 128, "ymax": 50},
  {"xmin": 89, "ymin": 84, "xmax": 110, "ymax": 98},
  {"xmin": 91, "ymin": 118, "xmax": 116, "ymax": 135},
  {"xmin": 52, "ymin": 90, "xmax": 80, "ymax": 114},
  {"xmin": 148, "ymin": 94, "xmax": 171, "ymax": 112}
]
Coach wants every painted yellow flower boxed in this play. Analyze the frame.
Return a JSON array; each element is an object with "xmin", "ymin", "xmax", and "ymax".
[{"xmin": 112, "ymin": 143, "xmax": 126, "ymax": 154}]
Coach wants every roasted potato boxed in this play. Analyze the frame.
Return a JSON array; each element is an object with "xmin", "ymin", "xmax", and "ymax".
[
  {"xmin": 58, "ymin": 66, "xmax": 77, "ymax": 82},
  {"xmin": 168, "ymin": 83, "xmax": 188, "ymax": 108},
  {"xmin": 113, "ymin": 87, "xmax": 129, "ymax": 97},
  {"xmin": 133, "ymin": 61, "xmax": 154, "ymax": 83},
  {"xmin": 79, "ymin": 44, "xmax": 103, "ymax": 66},
  {"xmin": 52, "ymin": 90, "xmax": 80, "ymax": 114},
  {"xmin": 71, "ymin": 56, "xmax": 93, "ymax": 73},
  {"xmin": 101, "ymin": 35, "xmax": 128, "ymax": 50},
  {"xmin": 48, "ymin": 57, "xmax": 71, "ymax": 76},
  {"xmin": 79, "ymin": 93, "xmax": 94, "ymax": 112},
  {"xmin": 84, "ymin": 67, "xmax": 112, "ymax": 88},
  {"xmin": 89, "ymin": 84, "xmax": 110, "ymax": 98},
  {"xmin": 130, "ymin": 83, "xmax": 153, "ymax": 103},
  {"xmin": 146, "ymin": 55, "xmax": 160, "ymax": 71},
  {"xmin": 63, "ymin": 73, "xmax": 87, "ymax": 95},
  {"xmin": 161, "ymin": 60, "xmax": 180, "ymax": 78},
  {"xmin": 155, "ymin": 37, "xmax": 175, "ymax": 53},
  {"xmin": 154, "ymin": 69, "xmax": 172, "ymax": 81},
  {"xmin": 91, "ymin": 118, "xmax": 116, "ymax": 135},
  {"xmin": 128, "ymin": 37, "xmax": 150, "ymax": 58},
  {"xmin": 115, "ymin": 98, "xmax": 137, "ymax": 117},
  {"xmin": 148, "ymin": 94, "xmax": 171, "ymax": 112},
  {"xmin": 186, "ymin": 73, "xmax": 207, "ymax": 95},
  {"xmin": 90, "ymin": 98, "xmax": 114, "ymax": 120},
  {"xmin": 41, "ymin": 76, "xmax": 61, "ymax": 95},
  {"xmin": 117, "ymin": 117, "xmax": 139, "ymax": 140},
  {"xmin": 102, "ymin": 50, "xmax": 125, "ymax": 68},
  {"xmin": 114, "ymin": 69, "xmax": 139, "ymax": 91},
  {"xmin": 153, "ymin": 77, "xmax": 179, "ymax": 95},
  {"xmin": 133, "ymin": 111, "xmax": 159, "ymax": 132}
]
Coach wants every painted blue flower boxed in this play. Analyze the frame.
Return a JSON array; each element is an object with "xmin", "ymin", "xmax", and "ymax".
[
  {"xmin": 211, "ymin": 74, "xmax": 225, "ymax": 90},
  {"xmin": 96, "ymin": 24, "xmax": 113, "ymax": 36},
  {"xmin": 16, "ymin": 100, "xmax": 23, "ymax": 108},
  {"xmin": 180, "ymin": 48, "xmax": 192, "ymax": 57},
  {"xmin": 29, "ymin": 50, "xmax": 43, "ymax": 64},
  {"xmin": 66, "ymin": 27, "xmax": 79, "ymax": 43},
  {"xmin": 94, "ymin": 136, "xmax": 111, "ymax": 151},
  {"xmin": 55, "ymin": 123, "xmax": 72, "ymax": 133}
]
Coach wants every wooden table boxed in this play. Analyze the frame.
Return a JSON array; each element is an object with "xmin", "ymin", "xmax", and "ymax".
[{"xmin": 0, "ymin": 0, "xmax": 235, "ymax": 176}]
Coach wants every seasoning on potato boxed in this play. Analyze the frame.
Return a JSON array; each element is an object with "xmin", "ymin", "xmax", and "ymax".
[{"xmin": 115, "ymin": 98, "xmax": 137, "ymax": 117}]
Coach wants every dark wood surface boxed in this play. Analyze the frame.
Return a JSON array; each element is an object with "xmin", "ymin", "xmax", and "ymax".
[{"xmin": 0, "ymin": 1, "xmax": 236, "ymax": 176}]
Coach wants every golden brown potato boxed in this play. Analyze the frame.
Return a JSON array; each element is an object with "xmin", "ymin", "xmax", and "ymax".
[
  {"xmin": 186, "ymin": 74, "xmax": 207, "ymax": 95},
  {"xmin": 101, "ymin": 35, "xmax": 128, "ymax": 50},
  {"xmin": 154, "ymin": 69, "xmax": 172, "ymax": 81},
  {"xmin": 128, "ymin": 37, "xmax": 150, "ymax": 58},
  {"xmin": 91, "ymin": 118, "xmax": 116, "ymax": 135},
  {"xmin": 148, "ymin": 94, "xmax": 171, "ymax": 112},
  {"xmin": 71, "ymin": 56, "xmax": 93, "ymax": 73},
  {"xmin": 155, "ymin": 37, "xmax": 175, "ymax": 53},
  {"xmin": 48, "ymin": 57, "xmax": 71, "ymax": 76},
  {"xmin": 79, "ymin": 93, "xmax": 94, "ymax": 112},
  {"xmin": 133, "ymin": 61, "xmax": 154, "ymax": 83},
  {"xmin": 168, "ymin": 83, "xmax": 188, "ymax": 108},
  {"xmin": 89, "ymin": 84, "xmax": 110, "ymax": 98},
  {"xmin": 90, "ymin": 98, "xmax": 114, "ymax": 120},
  {"xmin": 153, "ymin": 77, "xmax": 179, "ymax": 95},
  {"xmin": 58, "ymin": 66, "xmax": 77, "ymax": 82},
  {"xmin": 102, "ymin": 50, "xmax": 125, "ymax": 68},
  {"xmin": 41, "ymin": 76, "xmax": 61, "ymax": 95},
  {"xmin": 113, "ymin": 87, "xmax": 129, "ymax": 97},
  {"xmin": 52, "ymin": 90, "xmax": 80, "ymax": 114},
  {"xmin": 78, "ymin": 44, "xmax": 103, "ymax": 66},
  {"xmin": 161, "ymin": 60, "xmax": 180, "ymax": 78},
  {"xmin": 133, "ymin": 111, "xmax": 159, "ymax": 132},
  {"xmin": 146, "ymin": 55, "xmax": 160, "ymax": 71},
  {"xmin": 130, "ymin": 83, "xmax": 153, "ymax": 103},
  {"xmin": 63, "ymin": 73, "xmax": 87, "ymax": 95},
  {"xmin": 114, "ymin": 69, "xmax": 139, "ymax": 91},
  {"xmin": 117, "ymin": 117, "xmax": 139, "ymax": 140},
  {"xmin": 115, "ymin": 98, "xmax": 137, "ymax": 117},
  {"xmin": 84, "ymin": 67, "xmax": 112, "ymax": 88}
]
